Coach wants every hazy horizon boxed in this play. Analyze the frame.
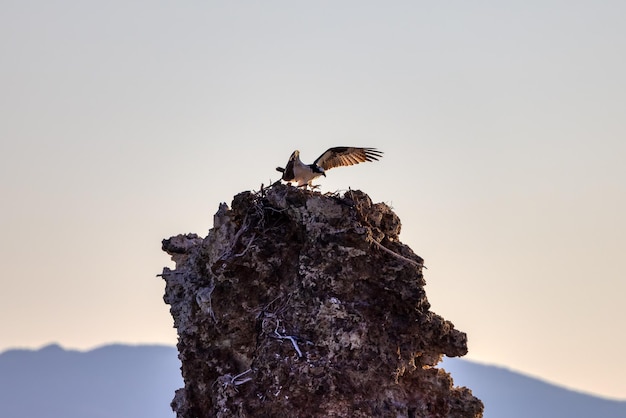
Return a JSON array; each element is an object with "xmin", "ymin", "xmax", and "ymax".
[
  {"xmin": 2, "ymin": 341, "xmax": 624, "ymax": 403},
  {"xmin": 2, "ymin": 0, "xmax": 624, "ymax": 400},
  {"xmin": 2, "ymin": 343, "xmax": 624, "ymax": 418}
]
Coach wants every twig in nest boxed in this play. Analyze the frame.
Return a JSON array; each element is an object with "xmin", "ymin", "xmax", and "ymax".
[
  {"xmin": 258, "ymin": 293, "xmax": 292, "ymax": 319},
  {"xmin": 234, "ymin": 233, "xmax": 256, "ymax": 257},
  {"xmin": 196, "ymin": 280, "xmax": 218, "ymax": 323},
  {"xmin": 156, "ymin": 270, "xmax": 185, "ymax": 277},
  {"xmin": 217, "ymin": 214, "xmax": 251, "ymax": 261},
  {"xmin": 370, "ymin": 239, "xmax": 424, "ymax": 269},
  {"xmin": 273, "ymin": 321, "xmax": 303, "ymax": 358},
  {"xmin": 264, "ymin": 206, "xmax": 288, "ymax": 213},
  {"xmin": 213, "ymin": 369, "xmax": 254, "ymax": 393},
  {"xmin": 229, "ymin": 368, "xmax": 254, "ymax": 386}
]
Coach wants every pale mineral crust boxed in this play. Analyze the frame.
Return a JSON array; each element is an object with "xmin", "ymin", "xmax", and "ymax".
[{"xmin": 161, "ymin": 183, "xmax": 483, "ymax": 418}]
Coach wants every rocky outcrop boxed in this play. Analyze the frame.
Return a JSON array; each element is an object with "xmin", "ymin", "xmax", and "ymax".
[{"xmin": 160, "ymin": 183, "xmax": 483, "ymax": 417}]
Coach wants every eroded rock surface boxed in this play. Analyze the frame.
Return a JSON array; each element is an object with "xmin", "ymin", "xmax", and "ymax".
[{"xmin": 161, "ymin": 184, "xmax": 483, "ymax": 417}]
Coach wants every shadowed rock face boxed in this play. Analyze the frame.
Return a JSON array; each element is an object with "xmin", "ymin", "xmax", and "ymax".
[{"xmin": 161, "ymin": 184, "xmax": 483, "ymax": 418}]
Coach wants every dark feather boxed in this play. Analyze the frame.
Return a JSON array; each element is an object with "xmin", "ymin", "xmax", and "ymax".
[
  {"xmin": 313, "ymin": 147, "xmax": 383, "ymax": 171},
  {"xmin": 280, "ymin": 151, "xmax": 297, "ymax": 181}
]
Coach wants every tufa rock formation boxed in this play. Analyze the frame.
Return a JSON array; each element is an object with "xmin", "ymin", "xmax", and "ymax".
[{"xmin": 160, "ymin": 184, "xmax": 483, "ymax": 417}]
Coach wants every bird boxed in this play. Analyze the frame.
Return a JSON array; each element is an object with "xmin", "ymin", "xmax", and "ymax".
[{"xmin": 276, "ymin": 147, "xmax": 383, "ymax": 188}]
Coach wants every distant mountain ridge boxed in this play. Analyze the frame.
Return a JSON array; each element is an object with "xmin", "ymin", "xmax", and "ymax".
[
  {"xmin": 441, "ymin": 357, "xmax": 626, "ymax": 418},
  {"xmin": 0, "ymin": 344, "xmax": 624, "ymax": 418},
  {"xmin": 0, "ymin": 343, "xmax": 181, "ymax": 418}
]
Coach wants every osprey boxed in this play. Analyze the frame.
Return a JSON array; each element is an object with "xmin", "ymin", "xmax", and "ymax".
[{"xmin": 276, "ymin": 147, "xmax": 383, "ymax": 188}]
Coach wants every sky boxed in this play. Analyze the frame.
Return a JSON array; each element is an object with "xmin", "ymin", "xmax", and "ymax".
[{"xmin": 1, "ymin": 0, "xmax": 625, "ymax": 400}]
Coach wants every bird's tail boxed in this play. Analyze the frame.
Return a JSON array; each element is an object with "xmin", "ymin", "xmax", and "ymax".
[{"xmin": 276, "ymin": 167, "xmax": 285, "ymax": 173}]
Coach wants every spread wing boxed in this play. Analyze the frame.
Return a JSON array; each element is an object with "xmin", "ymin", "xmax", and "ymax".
[
  {"xmin": 313, "ymin": 147, "xmax": 383, "ymax": 171},
  {"xmin": 277, "ymin": 150, "xmax": 297, "ymax": 181}
]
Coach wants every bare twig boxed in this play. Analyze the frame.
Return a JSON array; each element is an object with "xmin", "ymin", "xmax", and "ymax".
[
  {"xmin": 213, "ymin": 368, "xmax": 254, "ymax": 393},
  {"xmin": 230, "ymin": 368, "xmax": 253, "ymax": 386},
  {"xmin": 273, "ymin": 321, "xmax": 303, "ymax": 358},
  {"xmin": 156, "ymin": 270, "xmax": 185, "ymax": 277},
  {"xmin": 196, "ymin": 280, "xmax": 217, "ymax": 323},
  {"xmin": 370, "ymin": 239, "xmax": 423, "ymax": 269},
  {"xmin": 234, "ymin": 233, "xmax": 256, "ymax": 257},
  {"xmin": 216, "ymin": 214, "xmax": 251, "ymax": 262},
  {"xmin": 263, "ymin": 206, "xmax": 288, "ymax": 214}
]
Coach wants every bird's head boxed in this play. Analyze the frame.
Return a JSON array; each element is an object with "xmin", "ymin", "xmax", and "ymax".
[{"xmin": 314, "ymin": 166, "xmax": 326, "ymax": 176}]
